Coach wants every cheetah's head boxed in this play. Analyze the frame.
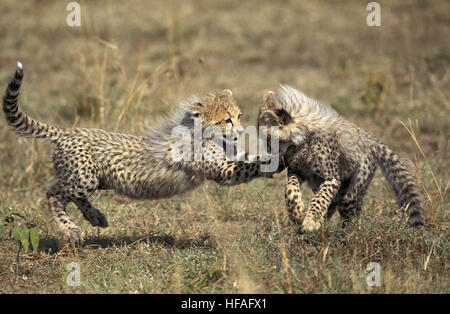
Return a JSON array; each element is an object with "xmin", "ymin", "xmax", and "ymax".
[
  {"xmin": 187, "ymin": 89, "xmax": 244, "ymax": 143},
  {"xmin": 257, "ymin": 90, "xmax": 295, "ymax": 150},
  {"xmin": 257, "ymin": 90, "xmax": 294, "ymax": 128}
]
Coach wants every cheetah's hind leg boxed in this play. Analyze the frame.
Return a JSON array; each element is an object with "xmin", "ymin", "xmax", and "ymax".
[
  {"xmin": 338, "ymin": 165, "xmax": 376, "ymax": 227},
  {"xmin": 49, "ymin": 147, "xmax": 107, "ymax": 244},
  {"xmin": 46, "ymin": 185, "xmax": 84, "ymax": 246},
  {"xmin": 72, "ymin": 198, "xmax": 108, "ymax": 228}
]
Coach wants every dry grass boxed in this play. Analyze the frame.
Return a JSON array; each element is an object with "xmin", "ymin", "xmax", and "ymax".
[{"xmin": 0, "ymin": 0, "xmax": 448, "ymax": 293}]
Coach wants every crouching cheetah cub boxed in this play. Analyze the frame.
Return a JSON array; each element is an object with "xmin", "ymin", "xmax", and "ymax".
[
  {"xmin": 257, "ymin": 85, "xmax": 425, "ymax": 232},
  {"xmin": 2, "ymin": 62, "xmax": 270, "ymax": 245}
]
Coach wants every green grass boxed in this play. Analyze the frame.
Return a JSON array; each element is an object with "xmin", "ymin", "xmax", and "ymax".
[{"xmin": 0, "ymin": 0, "xmax": 448, "ymax": 293}]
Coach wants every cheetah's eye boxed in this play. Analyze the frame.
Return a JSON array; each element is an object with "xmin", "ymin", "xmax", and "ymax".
[
  {"xmin": 225, "ymin": 118, "xmax": 232, "ymax": 124},
  {"xmin": 238, "ymin": 113, "xmax": 242, "ymax": 120},
  {"xmin": 275, "ymin": 109, "xmax": 292, "ymax": 124},
  {"xmin": 275, "ymin": 109, "xmax": 287, "ymax": 118}
]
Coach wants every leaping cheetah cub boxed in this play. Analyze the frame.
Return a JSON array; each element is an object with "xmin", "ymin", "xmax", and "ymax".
[
  {"xmin": 257, "ymin": 85, "xmax": 425, "ymax": 232},
  {"xmin": 2, "ymin": 63, "xmax": 270, "ymax": 245}
]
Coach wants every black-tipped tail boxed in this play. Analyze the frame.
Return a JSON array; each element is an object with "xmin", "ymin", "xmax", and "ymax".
[
  {"xmin": 377, "ymin": 142, "xmax": 425, "ymax": 227},
  {"xmin": 3, "ymin": 62, "xmax": 24, "ymax": 123},
  {"xmin": 3, "ymin": 62, "xmax": 65, "ymax": 143}
]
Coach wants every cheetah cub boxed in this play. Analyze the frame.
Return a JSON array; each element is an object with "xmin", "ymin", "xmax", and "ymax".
[
  {"xmin": 3, "ymin": 63, "xmax": 269, "ymax": 245},
  {"xmin": 257, "ymin": 85, "xmax": 425, "ymax": 232}
]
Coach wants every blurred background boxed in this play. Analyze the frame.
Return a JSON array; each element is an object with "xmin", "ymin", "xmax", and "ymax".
[
  {"xmin": 0, "ymin": 0, "xmax": 448, "ymax": 293},
  {"xmin": 0, "ymin": 0, "xmax": 448, "ymax": 141}
]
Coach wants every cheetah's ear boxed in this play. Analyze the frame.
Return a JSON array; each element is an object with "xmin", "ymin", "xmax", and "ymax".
[
  {"xmin": 263, "ymin": 90, "xmax": 275, "ymax": 102},
  {"xmin": 222, "ymin": 89, "xmax": 233, "ymax": 96}
]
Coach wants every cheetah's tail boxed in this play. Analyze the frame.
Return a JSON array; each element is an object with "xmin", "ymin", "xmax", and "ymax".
[
  {"xmin": 377, "ymin": 142, "xmax": 425, "ymax": 227},
  {"xmin": 3, "ymin": 62, "xmax": 66, "ymax": 143}
]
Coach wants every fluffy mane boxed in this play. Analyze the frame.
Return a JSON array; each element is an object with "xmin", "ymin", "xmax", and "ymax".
[
  {"xmin": 276, "ymin": 85, "xmax": 339, "ymax": 119},
  {"xmin": 147, "ymin": 95, "xmax": 202, "ymax": 144}
]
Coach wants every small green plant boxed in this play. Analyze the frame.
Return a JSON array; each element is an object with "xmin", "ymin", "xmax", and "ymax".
[{"xmin": 0, "ymin": 211, "xmax": 40, "ymax": 255}]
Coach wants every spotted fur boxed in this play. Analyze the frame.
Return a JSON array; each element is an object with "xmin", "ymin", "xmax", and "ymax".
[
  {"xmin": 258, "ymin": 86, "xmax": 425, "ymax": 232},
  {"xmin": 3, "ymin": 63, "xmax": 269, "ymax": 245}
]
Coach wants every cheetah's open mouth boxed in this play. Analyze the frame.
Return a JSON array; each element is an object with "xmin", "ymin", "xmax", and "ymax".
[{"xmin": 280, "ymin": 143, "xmax": 290, "ymax": 155}]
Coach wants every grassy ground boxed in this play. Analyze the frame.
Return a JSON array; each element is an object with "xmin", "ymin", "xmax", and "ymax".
[{"xmin": 0, "ymin": 0, "xmax": 448, "ymax": 293}]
